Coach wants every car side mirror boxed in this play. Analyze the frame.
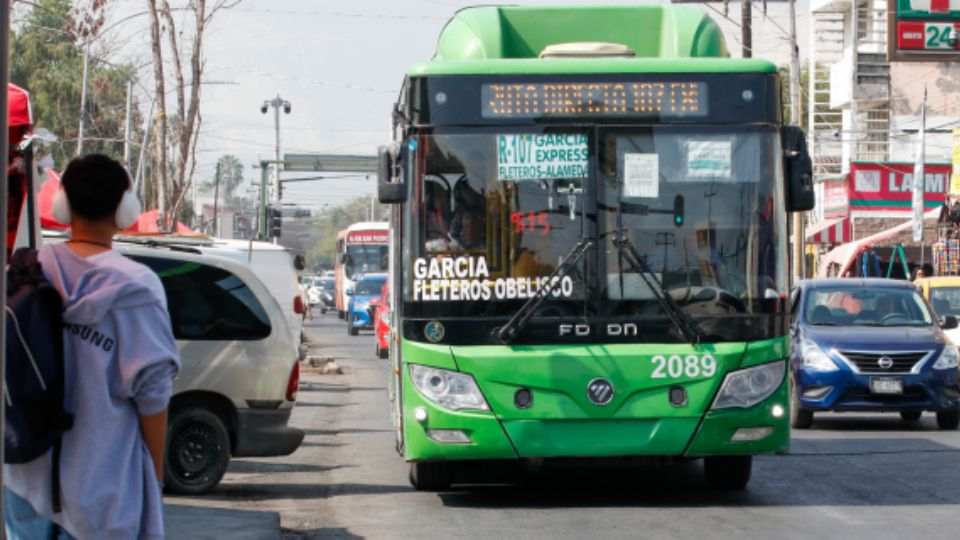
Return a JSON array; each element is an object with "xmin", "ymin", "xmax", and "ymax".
[
  {"xmin": 782, "ymin": 125, "xmax": 815, "ymax": 212},
  {"xmin": 378, "ymin": 144, "xmax": 407, "ymax": 204},
  {"xmin": 346, "ymin": 288, "xmax": 354, "ymax": 297},
  {"xmin": 940, "ymin": 315, "xmax": 958, "ymax": 330}
]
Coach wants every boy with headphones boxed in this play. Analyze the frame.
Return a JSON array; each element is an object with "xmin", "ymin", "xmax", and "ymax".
[{"xmin": 4, "ymin": 154, "xmax": 180, "ymax": 539}]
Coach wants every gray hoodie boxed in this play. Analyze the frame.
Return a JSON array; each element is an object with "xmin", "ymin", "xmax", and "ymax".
[{"xmin": 4, "ymin": 243, "xmax": 180, "ymax": 539}]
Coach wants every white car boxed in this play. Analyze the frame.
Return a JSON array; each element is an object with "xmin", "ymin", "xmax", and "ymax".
[
  {"xmin": 117, "ymin": 236, "xmax": 306, "ymax": 351},
  {"xmin": 113, "ymin": 241, "xmax": 305, "ymax": 494}
]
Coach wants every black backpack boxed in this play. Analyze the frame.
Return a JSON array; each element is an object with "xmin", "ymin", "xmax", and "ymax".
[{"xmin": 4, "ymin": 247, "xmax": 73, "ymax": 511}]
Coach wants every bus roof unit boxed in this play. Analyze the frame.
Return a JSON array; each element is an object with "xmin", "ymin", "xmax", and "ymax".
[{"xmin": 409, "ymin": 5, "xmax": 775, "ymax": 76}]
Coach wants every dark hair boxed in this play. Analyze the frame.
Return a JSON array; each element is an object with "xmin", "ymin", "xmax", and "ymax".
[{"xmin": 61, "ymin": 154, "xmax": 131, "ymax": 221}]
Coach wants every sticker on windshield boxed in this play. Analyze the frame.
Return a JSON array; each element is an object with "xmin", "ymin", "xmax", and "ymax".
[
  {"xmin": 623, "ymin": 153, "xmax": 659, "ymax": 198},
  {"xmin": 687, "ymin": 140, "xmax": 731, "ymax": 178},
  {"xmin": 412, "ymin": 255, "xmax": 574, "ymax": 302},
  {"xmin": 497, "ymin": 134, "xmax": 588, "ymax": 181}
]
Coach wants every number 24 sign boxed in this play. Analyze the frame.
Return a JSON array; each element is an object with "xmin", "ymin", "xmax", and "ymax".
[{"xmin": 898, "ymin": 21, "xmax": 959, "ymax": 50}]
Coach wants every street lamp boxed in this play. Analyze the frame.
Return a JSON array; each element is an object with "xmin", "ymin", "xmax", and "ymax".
[{"xmin": 261, "ymin": 95, "xmax": 291, "ymax": 204}]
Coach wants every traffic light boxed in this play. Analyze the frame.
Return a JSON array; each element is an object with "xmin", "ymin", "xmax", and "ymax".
[
  {"xmin": 268, "ymin": 206, "xmax": 282, "ymax": 238},
  {"xmin": 673, "ymin": 194, "xmax": 684, "ymax": 227}
]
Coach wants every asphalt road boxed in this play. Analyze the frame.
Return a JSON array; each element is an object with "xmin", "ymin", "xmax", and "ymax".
[{"xmin": 169, "ymin": 314, "xmax": 960, "ymax": 539}]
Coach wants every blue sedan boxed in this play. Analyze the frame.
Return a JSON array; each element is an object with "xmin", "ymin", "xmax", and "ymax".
[
  {"xmin": 790, "ymin": 278, "xmax": 960, "ymax": 429},
  {"xmin": 346, "ymin": 273, "xmax": 387, "ymax": 336}
]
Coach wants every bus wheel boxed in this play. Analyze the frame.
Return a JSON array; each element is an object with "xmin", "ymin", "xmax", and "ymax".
[
  {"xmin": 409, "ymin": 461, "xmax": 452, "ymax": 491},
  {"xmin": 704, "ymin": 455, "xmax": 751, "ymax": 490},
  {"xmin": 338, "ymin": 310, "xmax": 345, "ymax": 320},
  {"xmin": 348, "ymin": 319, "xmax": 358, "ymax": 336}
]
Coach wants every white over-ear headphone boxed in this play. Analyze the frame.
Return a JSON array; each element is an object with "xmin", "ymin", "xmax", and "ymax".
[{"xmin": 51, "ymin": 185, "xmax": 142, "ymax": 230}]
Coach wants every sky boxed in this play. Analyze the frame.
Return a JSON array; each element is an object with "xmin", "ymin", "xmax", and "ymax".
[{"xmin": 97, "ymin": 0, "xmax": 812, "ymax": 211}]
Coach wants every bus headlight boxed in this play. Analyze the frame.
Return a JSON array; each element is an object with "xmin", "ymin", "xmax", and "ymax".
[
  {"xmin": 933, "ymin": 346, "xmax": 959, "ymax": 370},
  {"xmin": 409, "ymin": 365, "xmax": 490, "ymax": 411},
  {"xmin": 712, "ymin": 361, "xmax": 785, "ymax": 409}
]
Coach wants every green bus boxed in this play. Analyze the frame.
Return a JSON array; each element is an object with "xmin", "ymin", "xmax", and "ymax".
[{"xmin": 377, "ymin": 4, "xmax": 814, "ymax": 491}]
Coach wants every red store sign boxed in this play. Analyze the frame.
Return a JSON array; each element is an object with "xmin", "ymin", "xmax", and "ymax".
[{"xmin": 848, "ymin": 161, "xmax": 951, "ymax": 212}]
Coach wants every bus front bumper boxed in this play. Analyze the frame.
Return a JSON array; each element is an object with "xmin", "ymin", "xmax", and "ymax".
[{"xmin": 403, "ymin": 377, "xmax": 790, "ymax": 462}]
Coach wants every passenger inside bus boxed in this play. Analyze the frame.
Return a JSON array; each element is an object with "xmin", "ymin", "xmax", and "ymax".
[
  {"xmin": 449, "ymin": 180, "xmax": 486, "ymax": 249},
  {"xmin": 424, "ymin": 180, "xmax": 451, "ymax": 251}
]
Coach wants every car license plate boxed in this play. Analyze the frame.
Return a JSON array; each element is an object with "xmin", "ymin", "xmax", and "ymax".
[{"xmin": 870, "ymin": 378, "xmax": 903, "ymax": 395}]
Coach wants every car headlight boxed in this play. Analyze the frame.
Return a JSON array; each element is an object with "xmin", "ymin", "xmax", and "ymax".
[
  {"xmin": 799, "ymin": 338, "xmax": 839, "ymax": 372},
  {"xmin": 933, "ymin": 346, "xmax": 959, "ymax": 370},
  {"xmin": 409, "ymin": 364, "xmax": 489, "ymax": 411},
  {"xmin": 712, "ymin": 361, "xmax": 785, "ymax": 409}
]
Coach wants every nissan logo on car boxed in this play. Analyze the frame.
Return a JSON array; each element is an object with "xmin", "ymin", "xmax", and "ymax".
[{"xmin": 877, "ymin": 356, "xmax": 894, "ymax": 370}]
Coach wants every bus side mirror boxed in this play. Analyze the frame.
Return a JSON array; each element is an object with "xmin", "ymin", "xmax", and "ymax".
[
  {"xmin": 346, "ymin": 288, "xmax": 354, "ymax": 297},
  {"xmin": 339, "ymin": 253, "xmax": 349, "ymax": 265},
  {"xmin": 378, "ymin": 145, "xmax": 407, "ymax": 204},
  {"xmin": 783, "ymin": 125, "xmax": 814, "ymax": 212},
  {"xmin": 941, "ymin": 315, "xmax": 958, "ymax": 330},
  {"xmin": 293, "ymin": 254, "xmax": 306, "ymax": 271}
]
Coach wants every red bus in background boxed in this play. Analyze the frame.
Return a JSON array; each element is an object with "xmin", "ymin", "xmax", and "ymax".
[{"xmin": 334, "ymin": 222, "xmax": 389, "ymax": 319}]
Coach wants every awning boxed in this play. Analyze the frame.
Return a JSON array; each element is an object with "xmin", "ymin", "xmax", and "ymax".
[
  {"xmin": 817, "ymin": 207, "xmax": 941, "ymax": 277},
  {"xmin": 805, "ymin": 218, "xmax": 847, "ymax": 244}
]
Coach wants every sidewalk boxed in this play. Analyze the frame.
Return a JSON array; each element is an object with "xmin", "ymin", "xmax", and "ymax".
[{"xmin": 164, "ymin": 503, "xmax": 281, "ymax": 540}]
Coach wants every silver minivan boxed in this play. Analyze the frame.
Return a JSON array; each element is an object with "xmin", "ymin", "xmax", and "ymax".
[{"xmin": 115, "ymin": 242, "xmax": 305, "ymax": 493}]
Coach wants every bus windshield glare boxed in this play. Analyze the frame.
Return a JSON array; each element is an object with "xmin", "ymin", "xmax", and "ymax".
[{"xmin": 402, "ymin": 127, "xmax": 787, "ymax": 343}]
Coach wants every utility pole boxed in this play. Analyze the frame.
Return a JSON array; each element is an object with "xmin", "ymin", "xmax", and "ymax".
[
  {"xmin": 2, "ymin": 0, "xmax": 13, "ymax": 503},
  {"xmin": 213, "ymin": 160, "xmax": 222, "ymax": 238},
  {"xmin": 789, "ymin": 0, "xmax": 804, "ymax": 279},
  {"xmin": 77, "ymin": 42, "xmax": 90, "ymax": 156},
  {"xmin": 261, "ymin": 96, "xmax": 291, "ymax": 204},
  {"xmin": 258, "ymin": 161, "xmax": 269, "ymax": 240},
  {"xmin": 913, "ymin": 87, "xmax": 927, "ymax": 243},
  {"xmin": 742, "ymin": 0, "xmax": 752, "ymax": 58},
  {"xmin": 123, "ymin": 79, "xmax": 133, "ymax": 166}
]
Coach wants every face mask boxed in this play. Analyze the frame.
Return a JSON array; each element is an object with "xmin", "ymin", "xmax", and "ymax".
[{"xmin": 51, "ymin": 186, "xmax": 142, "ymax": 229}]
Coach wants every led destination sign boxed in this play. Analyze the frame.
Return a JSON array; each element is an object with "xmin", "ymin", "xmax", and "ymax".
[{"xmin": 481, "ymin": 82, "xmax": 708, "ymax": 119}]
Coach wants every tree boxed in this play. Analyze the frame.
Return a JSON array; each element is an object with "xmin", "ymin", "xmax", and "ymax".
[
  {"xmin": 11, "ymin": 0, "xmax": 140, "ymax": 169},
  {"xmin": 144, "ymin": 0, "xmax": 241, "ymax": 229}
]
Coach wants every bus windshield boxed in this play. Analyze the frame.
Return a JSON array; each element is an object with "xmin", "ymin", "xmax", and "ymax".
[
  {"xmin": 346, "ymin": 244, "xmax": 388, "ymax": 278},
  {"xmin": 402, "ymin": 127, "xmax": 786, "ymax": 343}
]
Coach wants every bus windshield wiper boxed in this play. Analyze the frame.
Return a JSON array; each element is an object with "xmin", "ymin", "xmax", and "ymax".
[
  {"xmin": 611, "ymin": 234, "xmax": 703, "ymax": 346},
  {"xmin": 495, "ymin": 239, "xmax": 593, "ymax": 344}
]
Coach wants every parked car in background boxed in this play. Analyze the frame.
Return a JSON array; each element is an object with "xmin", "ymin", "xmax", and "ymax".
[
  {"xmin": 915, "ymin": 276, "xmax": 960, "ymax": 345},
  {"xmin": 113, "ymin": 241, "xmax": 305, "ymax": 493},
  {"xmin": 308, "ymin": 277, "xmax": 335, "ymax": 314},
  {"xmin": 790, "ymin": 278, "xmax": 960, "ymax": 429},
  {"xmin": 374, "ymin": 280, "xmax": 391, "ymax": 359},
  {"xmin": 346, "ymin": 273, "xmax": 388, "ymax": 336}
]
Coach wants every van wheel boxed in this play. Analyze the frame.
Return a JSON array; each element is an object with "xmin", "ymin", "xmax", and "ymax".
[
  {"xmin": 409, "ymin": 462, "xmax": 452, "ymax": 491},
  {"xmin": 165, "ymin": 408, "xmax": 231, "ymax": 494},
  {"xmin": 936, "ymin": 408, "xmax": 960, "ymax": 429},
  {"xmin": 704, "ymin": 455, "xmax": 752, "ymax": 490},
  {"xmin": 338, "ymin": 310, "xmax": 345, "ymax": 320},
  {"xmin": 900, "ymin": 410, "xmax": 922, "ymax": 422},
  {"xmin": 348, "ymin": 318, "xmax": 358, "ymax": 336}
]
